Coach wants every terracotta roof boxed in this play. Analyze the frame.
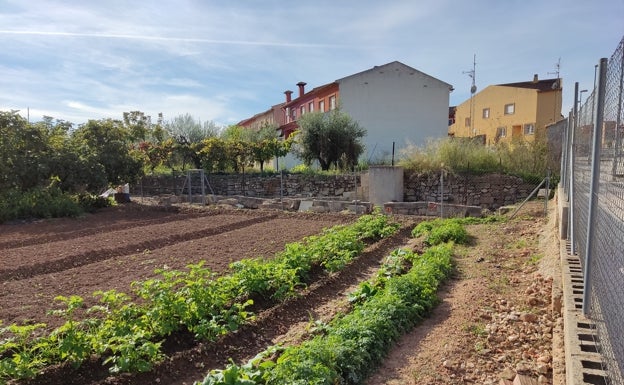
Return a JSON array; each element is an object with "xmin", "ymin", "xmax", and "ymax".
[
  {"xmin": 497, "ymin": 78, "xmax": 561, "ymax": 92},
  {"xmin": 283, "ymin": 81, "xmax": 338, "ymax": 108}
]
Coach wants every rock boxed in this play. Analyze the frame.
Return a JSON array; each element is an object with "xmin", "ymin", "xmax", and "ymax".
[
  {"xmin": 537, "ymin": 363, "xmax": 549, "ymax": 374},
  {"xmin": 507, "ymin": 334, "xmax": 519, "ymax": 343},
  {"xmin": 501, "ymin": 367, "xmax": 516, "ymax": 380},
  {"xmin": 536, "ymin": 354, "xmax": 552, "ymax": 363},
  {"xmin": 520, "ymin": 313, "xmax": 538, "ymax": 323},
  {"xmin": 515, "ymin": 362, "xmax": 531, "ymax": 373}
]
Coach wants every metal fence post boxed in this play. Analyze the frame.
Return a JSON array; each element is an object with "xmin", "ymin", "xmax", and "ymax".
[
  {"xmin": 612, "ymin": 44, "xmax": 624, "ymax": 178},
  {"xmin": 569, "ymin": 83, "xmax": 579, "ymax": 254},
  {"xmin": 440, "ymin": 169, "xmax": 444, "ymax": 218},
  {"xmin": 583, "ymin": 58, "xmax": 608, "ymax": 315}
]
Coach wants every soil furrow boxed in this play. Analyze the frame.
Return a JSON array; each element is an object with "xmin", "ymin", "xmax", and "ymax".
[
  {"xmin": 23, "ymin": 225, "xmax": 416, "ymax": 385},
  {"xmin": 0, "ymin": 214, "xmax": 278, "ymax": 282},
  {"xmin": 0, "ymin": 212, "xmax": 202, "ymax": 250}
]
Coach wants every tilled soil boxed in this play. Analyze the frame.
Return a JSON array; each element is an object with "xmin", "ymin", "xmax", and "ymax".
[
  {"xmin": 0, "ymin": 205, "xmax": 352, "ymax": 329},
  {"xmin": 2, "ymin": 202, "xmax": 560, "ymax": 385}
]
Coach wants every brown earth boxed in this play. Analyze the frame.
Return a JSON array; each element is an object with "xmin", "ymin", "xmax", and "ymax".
[{"xmin": 1, "ymin": 200, "xmax": 561, "ymax": 385}]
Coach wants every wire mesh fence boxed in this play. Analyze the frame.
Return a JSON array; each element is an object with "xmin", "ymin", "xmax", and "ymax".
[{"xmin": 562, "ymin": 36, "xmax": 624, "ymax": 385}]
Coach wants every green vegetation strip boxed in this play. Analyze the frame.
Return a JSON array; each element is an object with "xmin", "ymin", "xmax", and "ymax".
[
  {"xmin": 196, "ymin": 219, "xmax": 467, "ymax": 385},
  {"xmin": 0, "ymin": 212, "xmax": 399, "ymax": 382}
]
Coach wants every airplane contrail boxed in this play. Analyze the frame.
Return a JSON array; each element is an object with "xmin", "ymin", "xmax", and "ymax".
[{"xmin": 0, "ymin": 29, "xmax": 344, "ymax": 48}]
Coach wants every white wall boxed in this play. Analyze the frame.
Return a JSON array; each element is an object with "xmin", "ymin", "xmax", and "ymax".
[{"xmin": 337, "ymin": 62, "xmax": 451, "ymax": 164}]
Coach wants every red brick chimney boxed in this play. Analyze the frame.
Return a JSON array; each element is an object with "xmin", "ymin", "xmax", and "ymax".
[
  {"xmin": 297, "ymin": 82, "xmax": 306, "ymax": 97},
  {"xmin": 284, "ymin": 90, "xmax": 293, "ymax": 103}
]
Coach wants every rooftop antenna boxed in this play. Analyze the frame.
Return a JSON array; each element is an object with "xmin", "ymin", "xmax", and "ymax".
[
  {"xmin": 463, "ymin": 54, "xmax": 477, "ymax": 136},
  {"xmin": 548, "ymin": 58, "xmax": 561, "ymax": 89},
  {"xmin": 547, "ymin": 58, "xmax": 562, "ymax": 122}
]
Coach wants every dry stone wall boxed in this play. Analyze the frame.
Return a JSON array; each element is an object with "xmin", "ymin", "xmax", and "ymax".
[
  {"xmin": 134, "ymin": 171, "xmax": 540, "ymax": 210},
  {"xmin": 135, "ymin": 173, "xmax": 359, "ymax": 200},
  {"xmin": 403, "ymin": 171, "xmax": 538, "ymax": 210}
]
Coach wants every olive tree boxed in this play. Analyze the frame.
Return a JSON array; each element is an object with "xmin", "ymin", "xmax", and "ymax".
[{"xmin": 295, "ymin": 109, "xmax": 366, "ymax": 171}]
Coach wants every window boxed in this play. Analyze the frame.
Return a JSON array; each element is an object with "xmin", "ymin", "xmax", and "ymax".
[
  {"xmin": 482, "ymin": 108, "xmax": 490, "ymax": 119},
  {"xmin": 465, "ymin": 117, "xmax": 471, "ymax": 127},
  {"xmin": 524, "ymin": 123, "xmax": 535, "ymax": 135},
  {"xmin": 319, "ymin": 100, "xmax": 325, "ymax": 112},
  {"xmin": 504, "ymin": 103, "xmax": 515, "ymax": 115},
  {"xmin": 329, "ymin": 95, "xmax": 336, "ymax": 110},
  {"xmin": 497, "ymin": 126, "xmax": 507, "ymax": 138},
  {"xmin": 300, "ymin": 106, "xmax": 305, "ymax": 116},
  {"xmin": 308, "ymin": 102, "xmax": 314, "ymax": 112}
]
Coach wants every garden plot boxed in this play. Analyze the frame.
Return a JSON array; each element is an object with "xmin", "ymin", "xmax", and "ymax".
[{"xmin": 0, "ymin": 213, "xmax": 350, "ymax": 328}]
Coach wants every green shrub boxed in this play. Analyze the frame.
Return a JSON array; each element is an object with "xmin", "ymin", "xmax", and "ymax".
[
  {"xmin": 0, "ymin": 187, "xmax": 83, "ymax": 223},
  {"xmin": 75, "ymin": 193, "xmax": 114, "ymax": 213}
]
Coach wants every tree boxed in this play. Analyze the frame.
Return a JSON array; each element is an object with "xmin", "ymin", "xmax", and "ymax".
[
  {"xmin": 166, "ymin": 114, "xmax": 220, "ymax": 169},
  {"xmin": 72, "ymin": 119, "xmax": 143, "ymax": 189},
  {"xmin": 245, "ymin": 123, "xmax": 291, "ymax": 172},
  {"xmin": 199, "ymin": 137, "xmax": 229, "ymax": 173},
  {"xmin": 123, "ymin": 110, "xmax": 151, "ymax": 142},
  {"xmin": 295, "ymin": 109, "xmax": 366, "ymax": 171}
]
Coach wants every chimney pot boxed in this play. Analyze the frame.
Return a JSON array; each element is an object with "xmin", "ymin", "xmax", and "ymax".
[
  {"xmin": 296, "ymin": 82, "xmax": 307, "ymax": 97},
  {"xmin": 284, "ymin": 90, "xmax": 293, "ymax": 103},
  {"xmin": 533, "ymin": 74, "xmax": 538, "ymax": 83}
]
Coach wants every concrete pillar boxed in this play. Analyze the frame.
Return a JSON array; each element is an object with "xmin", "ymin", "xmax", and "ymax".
[{"xmin": 368, "ymin": 166, "xmax": 403, "ymax": 207}]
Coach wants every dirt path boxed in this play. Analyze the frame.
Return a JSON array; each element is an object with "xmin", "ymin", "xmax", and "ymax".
[{"xmin": 366, "ymin": 203, "xmax": 560, "ymax": 385}]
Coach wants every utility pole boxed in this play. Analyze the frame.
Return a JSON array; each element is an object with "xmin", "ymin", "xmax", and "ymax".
[{"xmin": 463, "ymin": 55, "xmax": 477, "ymax": 137}]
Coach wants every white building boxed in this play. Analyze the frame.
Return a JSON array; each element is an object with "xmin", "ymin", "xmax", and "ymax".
[{"xmin": 337, "ymin": 61, "xmax": 453, "ymax": 163}]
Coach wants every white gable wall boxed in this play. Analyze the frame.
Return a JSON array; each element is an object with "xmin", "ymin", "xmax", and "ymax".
[{"xmin": 337, "ymin": 62, "xmax": 451, "ymax": 164}]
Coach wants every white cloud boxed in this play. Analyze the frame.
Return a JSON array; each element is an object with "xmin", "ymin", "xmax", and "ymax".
[{"xmin": 1, "ymin": 0, "xmax": 622, "ymax": 126}]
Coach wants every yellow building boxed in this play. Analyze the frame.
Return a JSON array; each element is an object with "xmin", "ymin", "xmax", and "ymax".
[{"xmin": 448, "ymin": 75, "xmax": 562, "ymax": 144}]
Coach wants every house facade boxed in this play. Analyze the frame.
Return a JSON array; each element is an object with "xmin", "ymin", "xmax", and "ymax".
[
  {"xmin": 448, "ymin": 75, "xmax": 563, "ymax": 144},
  {"xmin": 279, "ymin": 81, "xmax": 340, "ymax": 139},
  {"xmin": 239, "ymin": 61, "xmax": 453, "ymax": 169},
  {"xmin": 238, "ymin": 103, "xmax": 285, "ymax": 132},
  {"xmin": 336, "ymin": 61, "xmax": 453, "ymax": 163}
]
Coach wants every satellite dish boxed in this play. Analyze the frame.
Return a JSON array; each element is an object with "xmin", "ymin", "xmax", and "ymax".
[
  {"xmin": 470, "ymin": 85, "xmax": 477, "ymax": 94},
  {"xmin": 551, "ymin": 80, "xmax": 559, "ymax": 90}
]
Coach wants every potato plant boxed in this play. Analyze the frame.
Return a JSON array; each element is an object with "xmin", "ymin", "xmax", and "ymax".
[
  {"xmin": 0, "ymin": 212, "xmax": 399, "ymax": 382},
  {"xmin": 197, "ymin": 241, "xmax": 455, "ymax": 385}
]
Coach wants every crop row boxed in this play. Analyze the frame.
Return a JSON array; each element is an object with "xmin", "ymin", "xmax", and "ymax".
[
  {"xmin": 195, "ymin": 217, "xmax": 473, "ymax": 385},
  {"xmin": 0, "ymin": 212, "xmax": 400, "ymax": 382}
]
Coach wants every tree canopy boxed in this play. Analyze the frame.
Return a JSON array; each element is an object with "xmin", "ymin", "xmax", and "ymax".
[{"xmin": 295, "ymin": 109, "xmax": 366, "ymax": 171}]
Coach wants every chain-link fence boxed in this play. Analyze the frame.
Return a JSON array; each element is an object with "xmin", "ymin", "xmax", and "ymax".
[{"xmin": 562, "ymin": 36, "xmax": 624, "ymax": 385}]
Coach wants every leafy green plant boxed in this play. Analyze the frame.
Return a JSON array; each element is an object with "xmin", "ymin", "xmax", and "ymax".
[
  {"xmin": 47, "ymin": 295, "xmax": 96, "ymax": 365},
  {"xmin": 0, "ymin": 212, "xmax": 399, "ymax": 382},
  {"xmin": 75, "ymin": 193, "xmax": 114, "ymax": 212},
  {"xmin": 0, "ymin": 323, "xmax": 49, "ymax": 380},
  {"xmin": 199, "ymin": 243, "xmax": 454, "ymax": 385},
  {"xmin": 411, "ymin": 218, "xmax": 468, "ymax": 246}
]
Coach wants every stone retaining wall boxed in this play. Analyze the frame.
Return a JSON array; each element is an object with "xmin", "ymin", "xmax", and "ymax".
[
  {"xmin": 403, "ymin": 171, "xmax": 538, "ymax": 210},
  {"xmin": 134, "ymin": 173, "xmax": 359, "ymax": 199},
  {"xmin": 134, "ymin": 171, "xmax": 540, "ymax": 211}
]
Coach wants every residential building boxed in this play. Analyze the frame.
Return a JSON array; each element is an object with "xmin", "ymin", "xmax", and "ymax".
[
  {"xmin": 275, "ymin": 61, "xmax": 453, "ymax": 165},
  {"xmin": 237, "ymin": 103, "xmax": 285, "ymax": 131},
  {"xmin": 448, "ymin": 75, "xmax": 563, "ymax": 144},
  {"xmin": 279, "ymin": 81, "xmax": 340, "ymax": 139}
]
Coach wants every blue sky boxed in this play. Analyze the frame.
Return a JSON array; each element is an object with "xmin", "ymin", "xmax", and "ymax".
[{"xmin": 1, "ymin": 0, "xmax": 622, "ymax": 127}]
